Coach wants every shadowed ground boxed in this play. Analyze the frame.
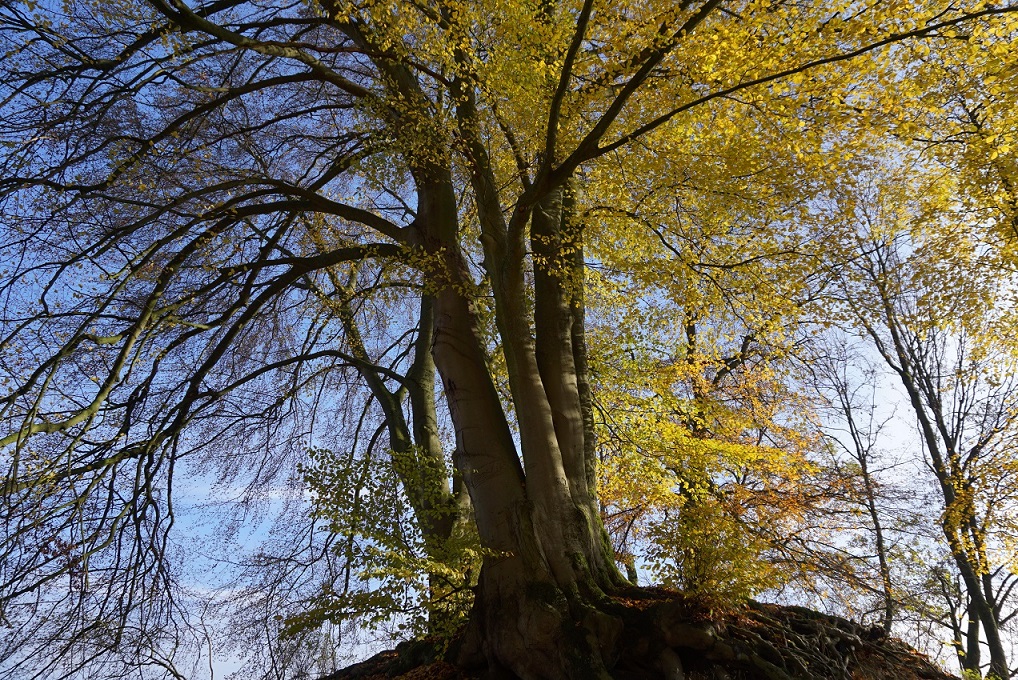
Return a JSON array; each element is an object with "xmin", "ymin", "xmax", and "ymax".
[{"xmin": 323, "ymin": 589, "xmax": 956, "ymax": 680}]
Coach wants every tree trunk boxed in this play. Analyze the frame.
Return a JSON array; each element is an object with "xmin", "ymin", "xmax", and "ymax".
[
  {"xmin": 964, "ymin": 600, "xmax": 982, "ymax": 676},
  {"xmin": 409, "ymin": 168, "xmax": 625, "ymax": 678},
  {"xmin": 859, "ymin": 451, "xmax": 895, "ymax": 634},
  {"xmin": 333, "ymin": 12, "xmax": 630, "ymax": 674}
]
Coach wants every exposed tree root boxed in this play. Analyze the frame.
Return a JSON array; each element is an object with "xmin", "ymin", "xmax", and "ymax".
[{"xmin": 322, "ymin": 589, "xmax": 957, "ymax": 680}]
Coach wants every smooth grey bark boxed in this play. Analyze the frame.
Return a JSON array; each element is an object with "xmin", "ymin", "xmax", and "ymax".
[
  {"xmin": 350, "ymin": 29, "xmax": 631, "ymax": 661},
  {"xmin": 329, "ymin": 278, "xmax": 454, "ymax": 541},
  {"xmin": 861, "ymin": 459, "xmax": 895, "ymax": 634},
  {"xmin": 533, "ymin": 184, "xmax": 591, "ymax": 507},
  {"xmin": 339, "ymin": 32, "xmax": 605, "ymax": 669}
]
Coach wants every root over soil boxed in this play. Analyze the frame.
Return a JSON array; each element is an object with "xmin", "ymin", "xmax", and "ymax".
[{"xmin": 323, "ymin": 589, "xmax": 956, "ymax": 680}]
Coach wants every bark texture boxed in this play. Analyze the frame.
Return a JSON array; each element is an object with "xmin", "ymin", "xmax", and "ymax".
[{"xmin": 413, "ymin": 168, "xmax": 625, "ymax": 679}]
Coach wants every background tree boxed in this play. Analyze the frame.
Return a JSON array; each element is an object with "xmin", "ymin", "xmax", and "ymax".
[
  {"xmin": 805, "ymin": 336, "xmax": 955, "ymax": 647},
  {"xmin": 827, "ymin": 170, "xmax": 1018, "ymax": 678}
]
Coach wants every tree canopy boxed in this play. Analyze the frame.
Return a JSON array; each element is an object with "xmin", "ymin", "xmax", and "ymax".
[{"xmin": 2, "ymin": 1, "xmax": 1018, "ymax": 679}]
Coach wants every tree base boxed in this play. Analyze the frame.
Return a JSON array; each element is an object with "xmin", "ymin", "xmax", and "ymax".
[{"xmin": 322, "ymin": 589, "xmax": 956, "ymax": 680}]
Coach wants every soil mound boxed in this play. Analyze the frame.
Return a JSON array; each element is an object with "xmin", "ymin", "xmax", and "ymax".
[{"xmin": 323, "ymin": 590, "xmax": 955, "ymax": 680}]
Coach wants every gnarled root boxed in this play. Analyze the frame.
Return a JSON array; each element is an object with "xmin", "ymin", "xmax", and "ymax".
[{"xmin": 326, "ymin": 590, "xmax": 957, "ymax": 680}]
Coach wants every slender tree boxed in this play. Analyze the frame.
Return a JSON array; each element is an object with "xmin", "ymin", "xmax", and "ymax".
[{"xmin": 835, "ymin": 201, "xmax": 1018, "ymax": 679}]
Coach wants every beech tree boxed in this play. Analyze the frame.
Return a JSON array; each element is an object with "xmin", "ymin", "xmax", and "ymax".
[
  {"xmin": 841, "ymin": 241, "xmax": 1018, "ymax": 679},
  {"xmin": 3, "ymin": 1, "xmax": 1018, "ymax": 679},
  {"xmin": 826, "ymin": 167, "xmax": 1018, "ymax": 679}
]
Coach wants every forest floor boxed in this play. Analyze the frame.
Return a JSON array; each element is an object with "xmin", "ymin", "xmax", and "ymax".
[{"xmin": 322, "ymin": 588, "xmax": 957, "ymax": 680}]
